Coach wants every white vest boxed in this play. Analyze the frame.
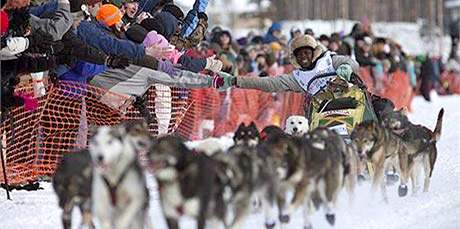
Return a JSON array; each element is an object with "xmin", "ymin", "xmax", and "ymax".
[{"xmin": 293, "ymin": 51, "xmax": 336, "ymax": 95}]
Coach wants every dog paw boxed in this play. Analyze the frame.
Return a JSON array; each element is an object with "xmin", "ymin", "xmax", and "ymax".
[
  {"xmin": 279, "ymin": 214, "xmax": 290, "ymax": 223},
  {"xmin": 265, "ymin": 222, "xmax": 276, "ymax": 229},
  {"xmin": 357, "ymin": 174, "xmax": 366, "ymax": 184},
  {"xmin": 325, "ymin": 213, "xmax": 335, "ymax": 226},
  {"xmin": 398, "ymin": 185, "xmax": 408, "ymax": 197},
  {"xmin": 386, "ymin": 173, "xmax": 400, "ymax": 185}
]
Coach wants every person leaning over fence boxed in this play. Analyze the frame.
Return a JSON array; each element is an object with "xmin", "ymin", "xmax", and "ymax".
[{"xmin": 211, "ymin": 35, "xmax": 377, "ymax": 121}]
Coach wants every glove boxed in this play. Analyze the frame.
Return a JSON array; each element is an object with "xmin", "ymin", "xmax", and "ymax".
[
  {"xmin": 212, "ymin": 71, "xmax": 235, "ymax": 91},
  {"xmin": 336, "ymin": 64, "xmax": 353, "ymax": 81},
  {"xmin": 158, "ymin": 60, "xmax": 180, "ymax": 76},
  {"xmin": 4, "ymin": 37, "xmax": 29, "ymax": 55},
  {"xmin": 145, "ymin": 44, "xmax": 174, "ymax": 59},
  {"xmin": 205, "ymin": 57, "xmax": 223, "ymax": 73},
  {"xmin": 106, "ymin": 56, "xmax": 130, "ymax": 69}
]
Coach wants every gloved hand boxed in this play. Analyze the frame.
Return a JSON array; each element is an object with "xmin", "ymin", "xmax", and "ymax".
[
  {"xmin": 212, "ymin": 71, "xmax": 235, "ymax": 91},
  {"xmin": 158, "ymin": 60, "xmax": 180, "ymax": 76},
  {"xmin": 106, "ymin": 56, "xmax": 130, "ymax": 69},
  {"xmin": 205, "ymin": 56, "xmax": 223, "ymax": 73},
  {"xmin": 336, "ymin": 64, "xmax": 353, "ymax": 81},
  {"xmin": 145, "ymin": 44, "xmax": 174, "ymax": 59},
  {"xmin": 4, "ymin": 37, "xmax": 29, "ymax": 55}
]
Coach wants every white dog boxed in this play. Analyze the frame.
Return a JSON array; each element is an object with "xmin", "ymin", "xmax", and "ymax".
[
  {"xmin": 90, "ymin": 125, "xmax": 150, "ymax": 229},
  {"xmin": 284, "ymin": 115, "xmax": 310, "ymax": 137}
]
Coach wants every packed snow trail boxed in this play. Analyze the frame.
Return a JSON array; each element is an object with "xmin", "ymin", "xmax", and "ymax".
[{"xmin": 1, "ymin": 95, "xmax": 459, "ymax": 229}]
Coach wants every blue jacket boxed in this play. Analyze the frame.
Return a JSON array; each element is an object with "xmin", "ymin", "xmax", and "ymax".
[
  {"xmin": 77, "ymin": 20, "xmax": 145, "ymax": 60},
  {"xmin": 60, "ymin": 61, "xmax": 106, "ymax": 83},
  {"xmin": 29, "ymin": 0, "xmax": 58, "ymax": 17},
  {"xmin": 181, "ymin": 0, "xmax": 208, "ymax": 38},
  {"xmin": 156, "ymin": 12, "xmax": 178, "ymax": 40},
  {"xmin": 264, "ymin": 22, "xmax": 282, "ymax": 44}
]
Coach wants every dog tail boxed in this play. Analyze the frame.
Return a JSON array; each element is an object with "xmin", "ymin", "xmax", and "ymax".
[{"xmin": 432, "ymin": 108, "xmax": 444, "ymax": 142}]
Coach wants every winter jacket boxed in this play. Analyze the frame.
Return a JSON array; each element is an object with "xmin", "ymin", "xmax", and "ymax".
[
  {"xmin": 56, "ymin": 29, "xmax": 108, "ymax": 66},
  {"xmin": 29, "ymin": 0, "xmax": 58, "ymax": 17},
  {"xmin": 156, "ymin": 12, "xmax": 178, "ymax": 40},
  {"xmin": 77, "ymin": 20, "xmax": 146, "ymax": 60},
  {"xmin": 263, "ymin": 23, "xmax": 281, "ymax": 44},
  {"xmin": 29, "ymin": 0, "xmax": 72, "ymax": 41},
  {"xmin": 235, "ymin": 55, "xmax": 360, "ymax": 93},
  {"xmin": 180, "ymin": 0, "xmax": 208, "ymax": 38},
  {"xmin": 60, "ymin": 61, "xmax": 106, "ymax": 83}
]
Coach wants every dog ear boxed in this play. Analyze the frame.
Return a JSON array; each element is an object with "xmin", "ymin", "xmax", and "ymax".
[
  {"xmin": 88, "ymin": 125, "xmax": 99, "ymax": 138},
  {"xmin": 237, "ymin": 122, "xmax": 246, "ymax": 129},
  {"xmin": 249, "ymin": 121, "xmax": 258, "ymax": 130}
]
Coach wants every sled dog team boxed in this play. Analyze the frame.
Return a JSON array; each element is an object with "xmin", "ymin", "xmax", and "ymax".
[{"xmin": 52, "ymin": 108, "xmax": 443, "ymax": 229}]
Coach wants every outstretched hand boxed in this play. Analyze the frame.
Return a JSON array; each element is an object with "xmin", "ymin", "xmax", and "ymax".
[
  {"xmin": 145, "ymin": 44, "xmax": 175, "ymax": 60},
  {"xmin": 211, "ymin": 72, "xmax": 235, "ymax": 91}
]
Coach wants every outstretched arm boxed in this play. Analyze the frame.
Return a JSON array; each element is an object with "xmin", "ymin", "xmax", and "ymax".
[{"xmin": 217, "ymin": 73, "xmax": 304, "ymax": 93}]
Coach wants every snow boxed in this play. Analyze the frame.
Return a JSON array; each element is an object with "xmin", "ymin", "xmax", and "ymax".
[{"xmin": 1, "ymin": 95, "xmax": 460, "ymax": 229}]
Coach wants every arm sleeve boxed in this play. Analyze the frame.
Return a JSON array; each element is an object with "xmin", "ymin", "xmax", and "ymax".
[
  {"xmin": 29, "ymin": 0, "xmax": 58, "ymax": 17},
  {"xmin": 77, "ymin": 21, "xmax": 146, "ymax": 60},
  {"xmin": 236, "ymin": 74, "xmax": 304, "ymax": 93},
  {"xmin": 180, "ymin": 0, "xmax": 208, "ymax": 38},
  {"xmin": 29, "ymin": 0, "xmax": 72, "ymax": 41},
  {"xmin": 145, "ymin": 69, "xmax": 213, "ymax": 88},
  {"xmin": 177, "ymin": 55, "xmax": 206, "ymax": 73},
  {"xmin": 332, "ymin": 55, "xmax": 360, "ymax": 75},
  {"xmin": 64, "ymin": 31, "xmax": 107, "ymax": 65}
]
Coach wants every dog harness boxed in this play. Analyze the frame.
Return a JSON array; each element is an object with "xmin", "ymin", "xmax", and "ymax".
[{"xmin": 101, "ymin": 161, "xmax": 136, "ymax": 206}]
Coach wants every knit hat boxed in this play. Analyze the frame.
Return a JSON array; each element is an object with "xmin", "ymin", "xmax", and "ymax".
[
  {"xmin": 143, "ymin": 30, "xmax": 168, "ymax": 48},
  {"xmin": 96, "ymin": 4, "xmax": 122, "ymax": 27},
  {"xmin": 290, "ymin": 35, "xmax": 327, "ymax": 69},
  {"xmin": 125, "ymin": 24, "xmax": 148, "ymax": 43},
  {"xmin": 270, "ymin": 42, "xmax": 282, "ymax": 52},
  {"xmin": 162, "ymin": 3, "xmax": 184, "ymax": 21},
  {"xmin": 0, "ymin": 10, "xmax": 9, "ymax": 36}
]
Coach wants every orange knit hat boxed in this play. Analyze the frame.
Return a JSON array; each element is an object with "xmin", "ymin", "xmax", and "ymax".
[{"xmin": 96, "ymin": 4, "xmax": 122, "ymax": 27}]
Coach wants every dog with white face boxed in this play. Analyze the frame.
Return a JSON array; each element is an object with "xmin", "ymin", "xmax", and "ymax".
[
  {"xmin": 284, "ymin": 115, "xmax": 310, "ymax": 137},
  {"xmin": 90, "ymin": 125, "xmax": 150, "ymax": 229}
]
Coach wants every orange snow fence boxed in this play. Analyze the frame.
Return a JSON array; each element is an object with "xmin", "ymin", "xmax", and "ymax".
[{"xmin": 1, "ymin": 81, "xmax": 189, "ymax": 185}]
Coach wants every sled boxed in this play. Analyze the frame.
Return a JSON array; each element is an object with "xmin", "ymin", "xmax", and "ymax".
[{"xmin": 307, "ymin": 72, "xmax": 371, "ymax": 142}]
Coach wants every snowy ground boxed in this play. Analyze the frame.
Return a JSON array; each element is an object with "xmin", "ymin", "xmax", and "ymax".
[{"xmin": 1, "ymin": 95, "xmax": 460, "ymax": 229}]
